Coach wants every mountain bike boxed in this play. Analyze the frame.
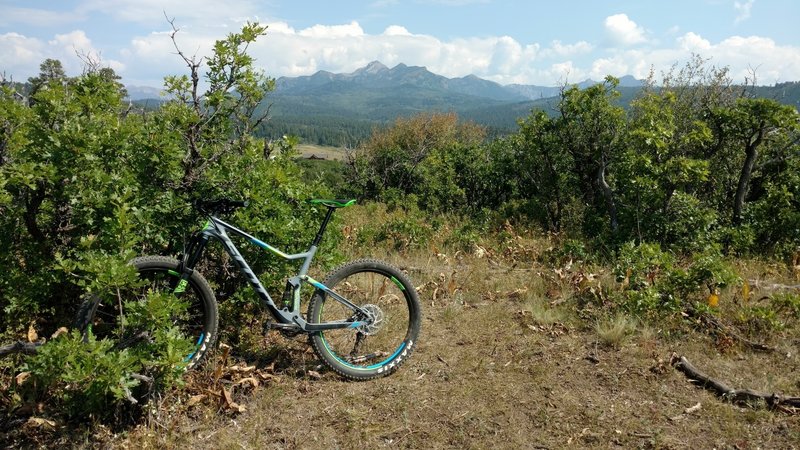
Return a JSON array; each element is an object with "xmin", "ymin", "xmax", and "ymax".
[{"xmin": 75, "ymin": 198, "xmax": 421, "ymax": 380}]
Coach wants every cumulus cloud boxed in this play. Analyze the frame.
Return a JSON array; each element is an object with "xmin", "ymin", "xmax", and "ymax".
[
  {"xmin": 677, "ymin": 32, "xmax": 712, "ymax": 52},
  {"xmin": 383, "ymin": 25, "xmax": 413, "ymax": 36},
  {"xmin": 298, "ymin": 21, "xmax": 365, "ymax": 38},
  {"xmin": 540, "ymin": 40, "xmax": 594, "ymax": 59},
  {"xmin": 0, "ymin": 30, "xmax": 124, "ymax": 79},
  {"xmin": 247, "ymin": 24, "xmax": 548, "ymax": 84},
  {"xmin": 604, "ymin": 14, "xmax": 648, "ymax": 46},
  {"xmin": 0, "ymin": 33, "xmax": 45, "ymax": 77},
  {"xmin": 587, "ymin": 32, "xmax": 800, "ymax": 85}
]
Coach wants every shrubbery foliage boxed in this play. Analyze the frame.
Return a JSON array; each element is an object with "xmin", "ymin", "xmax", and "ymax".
[
  {"xmin": 1, "ymin": 24, "xmax": 332, "ymax": 416},
  {"xmin": 347, "ymin": 59, "xmax": 799, "ymax": 259}
]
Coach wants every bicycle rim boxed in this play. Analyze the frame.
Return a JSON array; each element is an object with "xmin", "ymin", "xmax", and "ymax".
[{"xmin": 316, "ymin": 269, "xmax": 415, "ymax": 373}]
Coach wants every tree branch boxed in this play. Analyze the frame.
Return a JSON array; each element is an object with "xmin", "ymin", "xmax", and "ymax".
[{"xmin": 671, "ymin": 354, "xmax": 800, "ymax": 412}]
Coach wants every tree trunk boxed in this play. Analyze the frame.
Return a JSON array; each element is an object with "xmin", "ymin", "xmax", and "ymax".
[
  {"xmin": 596, "ymin": 162, "xmax": 619, "ymax": 232},
  {"xmin": 733, "ymin": 124, "xmax": 764, "ymax": 224}
]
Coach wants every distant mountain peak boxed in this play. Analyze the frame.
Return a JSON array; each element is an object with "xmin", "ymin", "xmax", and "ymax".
[{"xmin": 358, "ymin": 61, "xmax": 388, "ymax": 74}]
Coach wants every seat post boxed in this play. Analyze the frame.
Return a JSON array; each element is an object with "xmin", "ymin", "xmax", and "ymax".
[{"xmin": 312, "ymin": 206, "xmax": 336, "ymax": 246}]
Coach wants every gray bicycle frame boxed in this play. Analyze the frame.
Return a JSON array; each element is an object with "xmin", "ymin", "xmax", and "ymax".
[{"xmin": 201, "ymin": 215, "xmax": 369, "ymax": 332}]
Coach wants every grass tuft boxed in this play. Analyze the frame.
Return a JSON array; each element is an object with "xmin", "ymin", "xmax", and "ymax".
[{"xmin": 596, "ymin": 313, "xmax": 637, "ymax": 348}]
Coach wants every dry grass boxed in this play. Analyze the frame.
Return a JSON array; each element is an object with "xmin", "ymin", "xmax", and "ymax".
[
  {"xmin": 4, "ymin": 206, "xmax": 800, "ymax": 449},
  {"xmin": 596, "ymin": 314, "xmax": 637, "ymax": 349}
]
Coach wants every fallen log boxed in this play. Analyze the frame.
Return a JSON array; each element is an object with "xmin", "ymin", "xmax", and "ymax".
[
  {"xmin": 0, "ymin": 341, "xmax": 43, "ymax": 358},
  {"xmin": 670, "ymin": 354, "xmax": 800, "ymax": 412}
]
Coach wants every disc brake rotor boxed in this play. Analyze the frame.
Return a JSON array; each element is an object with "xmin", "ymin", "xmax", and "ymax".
[{"xmin": 356, "ymin": 304, "xmax": 384, "ymax": 335}]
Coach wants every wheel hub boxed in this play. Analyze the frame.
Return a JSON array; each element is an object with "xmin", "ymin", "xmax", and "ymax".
[{"xmin": 356, "ymin": 304, "xmax": 384, "ymax": 335}]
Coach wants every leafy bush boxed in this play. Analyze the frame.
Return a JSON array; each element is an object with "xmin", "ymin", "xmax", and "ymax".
[
  {"xmin": 377, "ymin": 211, "xmax": 434, "ymax": 251},
  {"xmin": 444, "ymin": 221, "xmax": 485, "ymax": 253},
  {"xmin": 544, "ymin": 238, "xmax": 591, "ymax": 265},
  {"xmin": 23, "ymin": 300, "xmax": 193, "ymax": 421},
  {"xmin": 1, "ymin": 23, "xmax": 335, "ymax": 418},
  {"xmin": 658, "ymin": 192, "xmax": 718, "ymax": 252},
  {"xmin": 21, "ymin": 331, "xmax": 143, "ymax": 419},
  {"xmin": 611, "ymin": 242, "xmax": 739, "ymax": 317},
  {"xmin": 771, "ymin": 292, "xmax": 800, "ymax": 318},
  {"xmin": 613, "ymin": 242, "xmax": 680, "ymax": 315}
]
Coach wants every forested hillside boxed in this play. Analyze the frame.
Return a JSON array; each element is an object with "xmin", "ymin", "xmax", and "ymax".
[{"xmin": 260, "ymin": 63, "xmax": 800, "ymax": 146}]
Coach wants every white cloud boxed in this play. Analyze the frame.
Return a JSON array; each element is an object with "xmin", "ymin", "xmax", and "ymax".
[
  {"xmin": 589, "ymin": 51, "xmax": 653, "ymax": 81},
  {"xmin": 540, "ymin": 40, "xmax": 594, "ymax": 58},
  {"xmin": 604, "ymin": 14, "xmax": 648, "ymax": 46},
  {"xmin": 711, "ymin": 34, "xmax": 800, "ymax": 83},
  {"xmin": 3, "ymin": 4, "xmax": 799, "ymax": 90},
  {"xmin": 677, "ymin": 32, "xmax": 712, "ymax": 51},
  {"xmin": 0, "ymin": 33, "xmax": 45, "ymax": 78},
  {"xmin": 298, "ymin": 21, "xmax": 365, "ymax": 38},
  {"xmin": 116, "ymin": 19, "xmax": 800, "ymax": 88},
  {"xmin": 584, "ymin": 32, "xmax": 800, "ymax": 85},
  {"xmin": 383, "ymin": 25, "xmax": 413, "ymax": 37},
  {"xmin": 734, "ymin": 0, "xmax": 755, "ymax": 24},
  {"xmin": 0, "ymin": 30, "xmax": 125, "ymax": 80}
]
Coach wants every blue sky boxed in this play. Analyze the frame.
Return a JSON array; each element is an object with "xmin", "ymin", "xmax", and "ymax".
[{"xmin": 1, "ymin": 0, "xmax": 798, "ymax": 87}]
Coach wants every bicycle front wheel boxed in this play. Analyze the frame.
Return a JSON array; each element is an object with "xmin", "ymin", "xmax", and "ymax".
[
  {"xmin": 74, "ymin": 256, "xmax": 219, "ymax": 371},
  {"xmin": 308, "ymin": 259, "xmax": 421, "ymax": 380}
]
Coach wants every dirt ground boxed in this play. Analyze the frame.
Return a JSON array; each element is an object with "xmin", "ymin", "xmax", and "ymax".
[{"xmin": 3, "ymin": 247, "xmax": 800, "ymax": 449}]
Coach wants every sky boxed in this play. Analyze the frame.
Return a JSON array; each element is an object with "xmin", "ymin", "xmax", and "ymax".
[{"xmin": 1, "ymin": 0, "xmax": 799, "ymax": 88}]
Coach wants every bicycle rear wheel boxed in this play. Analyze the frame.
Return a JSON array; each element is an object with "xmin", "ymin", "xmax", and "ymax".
[
  {"xmin": 307, "ymin": 259, "xmax": 421, "ymax": 380},
  {"xmin": 74, "ymin": 256, "xmax": 219, "ymax": 371}
]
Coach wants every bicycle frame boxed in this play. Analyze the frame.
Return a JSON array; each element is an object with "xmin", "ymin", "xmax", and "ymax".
[{"xmin": 178, "ymin": 211, "xmax": 370, "ymax": 333}]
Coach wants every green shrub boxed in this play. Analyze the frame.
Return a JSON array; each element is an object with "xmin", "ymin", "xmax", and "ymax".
[
  {"xmin": 735, "ymin": 305, "xmax": 784, "ymax": 336},
  {"xmin": 377, "ymin": 212, "xmax": 434, "ymax": 251},
  {"xmin": 444, "ymin": 221, "xmax": 484, "ymax": 252},
  {"xmin": 613, "ymin": 242, "xmax": 681, "ymax": 315},
  {"xmin": 658, "ymin": 192, "xmax": 718, "ymax": 252},
  {"xmin": 771, "ymin": 292, "xmax": 800, "ymax": 318},
  {"xmin": 1, "ymin": 24, "xmax": 335, "ymax": 420},
  {"xmin": 545, "ymin": 238, "xmax": 591, "ymax": 265},
  {"xmin": 610, "ymin": 242, "xmax": 739, "ymax": 317}
]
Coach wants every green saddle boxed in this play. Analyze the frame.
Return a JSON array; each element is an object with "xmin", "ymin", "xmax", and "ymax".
[{"xmin": 306, "ymin": 198, "xmax": 357, "ymax": 208}]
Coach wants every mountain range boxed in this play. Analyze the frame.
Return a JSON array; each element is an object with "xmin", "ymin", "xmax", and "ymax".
[
  {"xmin": 258, "ymin": 61, "xmax": 650, "ymax": 144},
  {"xmin": 274, "ymin": 61, "xmax": 645, "ymax": 102},
  {"xmin": 127, "ymin": 61, "xmax": 799, "ymax": 146}
]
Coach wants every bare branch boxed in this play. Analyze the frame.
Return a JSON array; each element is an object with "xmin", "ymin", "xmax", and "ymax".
[{"xmin": 671, "ymin": 354, "xmax": 800, "ymax": 412}]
